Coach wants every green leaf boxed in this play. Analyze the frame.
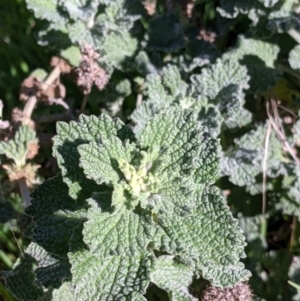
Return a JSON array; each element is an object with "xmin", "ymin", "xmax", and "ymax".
[
  {"xmin": 190, "ymin": 59, "xmax": 251, "ymax": 129},
  {"xmin": 135, "ymin": 51, "xmax": 160, "ymax": 75},
  {"xmin": 221, "ymin": 122, "xmax": 284, "ymax": 190},
  {"xmin": 217, "ymin": 0, "xmax": 279, "ymax": 25},
  {"xmin": 25, "ymin": 0, "xmax": 66, "ymax": 23},
  {"xmin": 26, "ymin": 175, "xmax": 86, "ymax": 257},
  {"xmin": 150, "ymin": 256, "xmax": 197, "ymax": 301},
  {"xmin": 58, "ymin": 0, "xmax": 98, "ymax": 21},
  {"xmin": 1, "ymin": 255, "xmax": 44, "ymax": 301},
  {"xmin": 191, "ymin": 57, "xmax": 249, "ymax": 99},
  {"xmin": 147, "ymin": 13, "xmax": 185, "ymax": 52},
  {"xmin": 139, "ymin": 110, "xmax": 219, "ymax": 189},
  {"xmin": 184, "ymin": 39, "xmax": 219, "ymax": 72},
  {"xmin": 50, "ymin": 282, "xmax": 75, "ymax": 300},
  {"xmin": 52, "ymin": 114, "xmax": 133, "ymax": 200},
  {"xmin": 69, "ymin": 249, "xmax": 153, "ymax": 301},
  {"xmin": 82, "ymin": 198, "xmax": 155, "ymax": 256},
  {"xmin": 277, "ymin": 165, "xmax": 300, "ymax": 218},
  {"xmin": 215, "ymin": 84, "xmax": 252, "ymax": 128},
  {"xmin": 25, "ymin": 243, "xmax": 71, "ymax": 288},
  {"xmin": 67, "ymin": 20, "xmax": 100, "ymax": 49},
  {"xmin": 78, "ymin": 138, "xmax": 136, "ymax": 186},
  {"xmin": 103, "ymin": 31, "xmax": 138, "ymax": 70},
  {"xmin": 223, "ymin": 36, "xmax": 281, "ymax": 93},
  {"xmin": 0, "ymin": 125, "xmax": 37, "ymax": 167},
  {"xmin": 267, "ymin": 0, "xmax": 299, "ymax": 33},
  {"xmin": 155, "ymin": 187, "xmax": 250, "ymax": 287},
  {"xmin": 60, "ymin": 45, "xmax": 81, "ymax": 67},
  {"xmin": 95, "ymin": 78, "xmax": 131, "ymax": 116},
  {"xmin": 132, "ymin": 65, "xmax": 223, "ymax": 136},
  {"xmin": 25, "ymin": 110, "xmax": 250, "ymax": 299}
]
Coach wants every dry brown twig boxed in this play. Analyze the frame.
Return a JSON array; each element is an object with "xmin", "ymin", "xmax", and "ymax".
[
  {"xmin": 16, "ymin": 60, "xmax": 69, "ymax": 206},
  {"xmin": 266, "ymin": 98, "xmax": 300, "ymax": 165},
  {"xmin": 262, "ymin": 122, "xmax": 272, "ymax": 216},
  {"xmin": 265, "ymin": 97, "xmax": 300, "ymax": 250}
]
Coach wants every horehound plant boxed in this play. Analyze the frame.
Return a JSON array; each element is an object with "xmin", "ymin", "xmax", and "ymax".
[{"xmin": 2, "ymin": 110, "xmax": 250, "ymax": 300}]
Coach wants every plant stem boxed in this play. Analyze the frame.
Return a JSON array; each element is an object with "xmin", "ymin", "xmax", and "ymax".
[
  {"xmin": 290, "ymin": 216, "xmax": 297, "ymax": 252},
  {"xmin": 23, "ymin": 65, "xmax": 62, "ymax": 118},
  {"xmin": 276, "ymin": 63, "xmax": 300, "ymax": 81},
  {"xmin": 19, "ymin": 64, "xmax": 63, "ymax": 207},
  {"xmin": 41, "ymin": 65, "xmax": 61, "ymax": 90},
  {"xmin": 288, "ymin": 28, "xmax": 300, "ymax": 44},
  {"xmin": 23, "ymin": 95, "xmax": 38, "ymax": 119},
  {"xmin": 18, "ymin": 178, "xmax": 31, "ymax": 208},
  {"xmin": 80, "ymin": 93, "xmax": 90, "ymax": 114},
  {"xmin": 262, "ymin": 122, "xmax": 272, "ymax": 216},
  {"xmin": 136, "ymin": 93, "xmax": 143, "ymax": 107}
]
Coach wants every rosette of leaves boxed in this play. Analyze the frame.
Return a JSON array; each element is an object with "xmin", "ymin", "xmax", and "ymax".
[
  {"xmin": 131, "ymin": 64, "xmax": 222, "ymax": 136},
  {"xmin": 7, "ymin": 110, "xmax": 251, "ymax": 300}
]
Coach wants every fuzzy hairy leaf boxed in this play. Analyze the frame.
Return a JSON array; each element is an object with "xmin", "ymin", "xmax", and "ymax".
[
  {"xmin": 1, "ymin": 255, "xmax": 44, "ymax": 301},
  {"xmin": 132, "ymin": 65, "xmax": 223, "ymax": 136},
  {"xmin": 183, "ymin": 39, "xmax": 219, "ymax": 72},
  {"xmin": 103, "ymin": 31, "xmax": 138, "ymax": 70},
  {"xmin": 25, "ymin": 110, "xmax": 249, "ymax": 301},
  {"xmin": 82, "ymin": 198, "xmax": 155, "ymax": 256},
  {"xmin": 135, "ymin": 51, "xmax": 161, "ymax": 76},
  {"xmin": 69, "ymin": 249, "xmax": 153, "ymax": 301},
  {"xmin": 191, "ymin": 58, "xmax": 251, "ymax": 128},
  {"xmin": 52, "ymin": 114, "xmax": 134, "ymax": 199},
  {"xmin": 139, "ymin": 110, "xmax": 219, "ymax": 189},
  {"xmin": 191, "ymin": 57, "xmax": 249, "ymax": 99},
  {"xmin": 215, "ymin": 84, "xmax": 252, "ymax": 128},
  {"xmin": 50, "ymin": 282, "xmax": 75, "ymax": 300},
  {"xmin": 95, "ymin": 78, "xmax": 131, "ymax": 116},
  {"xmin": 155, "ymin": 187, "xmax": 250, "ymax": 287},
  {"xmin": 0, "ymin": 125, "xmax": 37, "ymax": 166},
  {"xmin": 223, "ymin": 36, "xmax": 281, "ymax": 93},
  {"xmin": 221, "ymin": 122, "xmax": 284, "ymax": 190},
  {"xmin": 60, "ymin": 45, "xmax": 81, "ymax": 67},
  {"xmin": 26, "ymin": 243, "xmax": 71, "ymax": 288},
  {"xmin": 58, "ymin": 0, "xmax": 99, "ymax": 21},
  {"xmin": 26, "ymin": 174, "xmax": 86, "ymax": 257},
  {"xmin": 267, "ymin": 0, "xmax": 299, "ymax": 32},
  {"xmin": 217, "ymin": 0, "xmax": 267, "ymax": 24},
  {"xmin": 276, "ymin": 165, "xmax": 300, "ymax": 218},
  {"xmin": 147, "ymin": 13, "xmax": 185, "ymax": 52},
  {"xmin": 150, "ymin": 256, "xmax": 197, "ymax": 301},
  {"xmin": 26, "ymin": 0, "xmax": 66, "ymax": 23}
]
